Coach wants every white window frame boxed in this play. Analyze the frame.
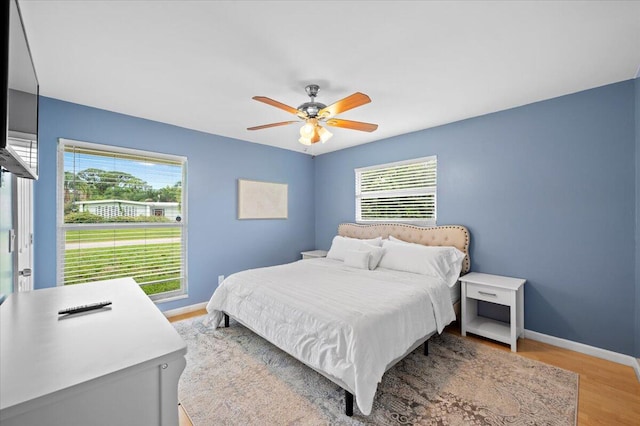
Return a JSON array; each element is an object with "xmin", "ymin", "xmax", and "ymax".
[
  {"xmin": 355, "ymin": 156, "xmax": 437, "ymax": 226},
  {"xmin": 56, "ymin": 138, "xmax": 188, "ymax": 303}
]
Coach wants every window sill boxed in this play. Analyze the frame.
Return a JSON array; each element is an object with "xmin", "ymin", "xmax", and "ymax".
[
  {"xmin": 151, "ymin": 292, "xmax": 188, "ymax": 304},
  {"xmin": 357, "ymin": 219, "xmax": 437, "ymax": 227}
]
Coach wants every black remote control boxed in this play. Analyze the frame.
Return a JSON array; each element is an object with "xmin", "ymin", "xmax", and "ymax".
[{"xmin": 58, "ymin": 301, "xmax": 112, "ymax": 315}]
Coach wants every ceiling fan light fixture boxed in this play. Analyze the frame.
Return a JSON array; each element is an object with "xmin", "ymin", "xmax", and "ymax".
[
  {"xmin": 317, "ymin": 125, "xmax": 332, "ymax": 143},
  {"xmin": 299, "ymin": 119, "xmax": 317, "ymax": 138},
  {"xmin": 298, "ymin": 136, "xmax": 312, "ymax": 146}
]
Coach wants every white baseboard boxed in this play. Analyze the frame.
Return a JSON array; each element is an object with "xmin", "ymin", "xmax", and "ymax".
[
  {"xmin": 162, "ymin": 302, "xmax": 207, "ymax": 319},
  {"xmin": 524, "ymin": 329, "xmax": 640, "ymax": 382}
]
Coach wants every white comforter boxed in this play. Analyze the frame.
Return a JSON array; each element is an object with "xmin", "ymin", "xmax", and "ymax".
[{"xmin": 205, "ymin": 258, "xmax": 456, "ymax": 415}]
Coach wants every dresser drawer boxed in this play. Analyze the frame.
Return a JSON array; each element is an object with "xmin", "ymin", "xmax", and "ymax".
[{"xmin": 465, "ymin": 282, "xmax": 512, "ymax": 305}]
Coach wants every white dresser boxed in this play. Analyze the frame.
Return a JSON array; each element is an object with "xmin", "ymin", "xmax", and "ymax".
[{"xmin": 0, "ymin": 278, "xmax": 187, "ymax": 426}]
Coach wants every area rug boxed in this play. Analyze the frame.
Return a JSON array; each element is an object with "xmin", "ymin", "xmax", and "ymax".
[{"xmin": 173, "ymin": 316, "xmax": 578, "ymax": 425}]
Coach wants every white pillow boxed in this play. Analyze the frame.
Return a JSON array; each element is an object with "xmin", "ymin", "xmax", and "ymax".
[
  {"xmin": 361, "ymin": 243, "xmax": 385, "ymax": 270},
  {"xmin": 344, "ymin": 250, "xmax": 371, "ymax": 270},
  {"xmin": 378, "ymin": 240, "xmax": 465, "ymax": 287},
  {"xmin": 378, "ymin": 240, "xmax": 424, "ymax": 274},
  {"xmin": 326, "ymin": 235, "xmax": 382, "ymax": 261},
  {"xmin": 442, "ymin": 253, "xmax": 465, "ymax": 287},
  {"xmin": 387, "ymin": 236, "xmax": 463, "ymax": 276}
]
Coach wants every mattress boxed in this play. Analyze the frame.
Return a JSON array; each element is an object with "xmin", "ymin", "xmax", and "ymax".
[{"xmin": 206, "ymin": 258, "xmax": 456, "ymax": 415}]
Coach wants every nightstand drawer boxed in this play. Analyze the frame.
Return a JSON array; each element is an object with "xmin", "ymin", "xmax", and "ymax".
[
  {"xmin": 466, "ymin": 282, "xmax": 511, "ymax": 305},
  {"xmin": 301, "ymin": 250, "xmax": 328, "ymax": 260}
]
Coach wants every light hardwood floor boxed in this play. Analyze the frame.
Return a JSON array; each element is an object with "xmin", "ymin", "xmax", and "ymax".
[{"xmin": 169, "ymin": 310, "xmax": 640, "ymax": 425}]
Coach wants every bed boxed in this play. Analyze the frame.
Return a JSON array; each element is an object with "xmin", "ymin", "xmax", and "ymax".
[{"xmin": 206, "ymin": 223, "xmax": 470, "ymax": 416}]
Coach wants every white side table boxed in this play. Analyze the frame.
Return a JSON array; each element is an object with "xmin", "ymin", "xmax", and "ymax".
[
  {"xmin": 460, "ymin": 272, "xmax": 525, "ymax": 352},
  {"xmin": 301, "ymin": 250, "xmax": 328, "ymax": 259}
]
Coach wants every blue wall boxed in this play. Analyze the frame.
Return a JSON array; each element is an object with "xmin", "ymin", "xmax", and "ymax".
[
  {"xmin": 315, "ymin": 81, "xmax": 637, "ymax": 356},
  {"xmin": 34, "ymin": 97, "xmax": 315, "ymax": 311}
]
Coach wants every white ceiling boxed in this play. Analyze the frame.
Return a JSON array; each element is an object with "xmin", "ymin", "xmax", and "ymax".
[{"xmin": 19, "ymin": 0, "xmax": 640, "ymax": 156}]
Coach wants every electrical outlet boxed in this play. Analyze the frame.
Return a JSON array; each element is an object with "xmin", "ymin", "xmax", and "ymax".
[{"xmin": 218, "ymin": 275, "xmax": 224, "ymax": 285}]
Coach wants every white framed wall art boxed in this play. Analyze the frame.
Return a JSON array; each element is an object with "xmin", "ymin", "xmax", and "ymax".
[{"xmin": 237, "ymin": 179, "xmax": 288, "ymax": 219}]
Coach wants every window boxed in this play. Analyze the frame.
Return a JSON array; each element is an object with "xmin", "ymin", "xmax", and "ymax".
[
  {"xmin": 355, "ymin": 156, "xmax": 437, "ymax": 225},
  {"xmin": 57, "ymin": 139, "xmax": 187, "ymax": 301}
]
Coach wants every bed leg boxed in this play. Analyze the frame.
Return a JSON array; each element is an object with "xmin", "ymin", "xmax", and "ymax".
[
  {"xmin": 424, "ymin": 340, "xmax": 428, "ymax": 356},
  {"xmin": 224, "ymin": 313, "xmax": 229, "ymax": 328},
  {"xmin": 345, "ymin": 389, "xmax": 353, "ymax": 417}
]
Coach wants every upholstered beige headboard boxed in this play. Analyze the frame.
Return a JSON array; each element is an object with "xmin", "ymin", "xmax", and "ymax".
[{"xmin": 337, "ymin": 223, "xmax": 471, "ymax": 274}]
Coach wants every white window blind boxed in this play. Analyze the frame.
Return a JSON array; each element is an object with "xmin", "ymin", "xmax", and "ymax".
[
  {"xmin": 57, "ymin": 139, "xmax": 187, "ymax": 301},
  {"xmin": 355, "ymin": 156, "xmax": 437, "ymax": 225},
  {"xmin": 8, "ymin": 135, "xmax": 38, "ymax": 171}
]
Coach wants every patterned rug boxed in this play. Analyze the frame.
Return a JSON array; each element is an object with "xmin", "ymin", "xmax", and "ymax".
[{"xmin": 173, "ymin": 316, "xmax": 578, "ymax": 425}]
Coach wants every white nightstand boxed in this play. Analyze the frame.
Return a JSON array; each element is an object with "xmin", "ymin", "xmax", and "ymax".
[
  {"xmin": 460, "ymin": 272, "xmax": 525, "ymax": 352},
  {"xmin": 301, "ymin": 250, "xmax": 328, "ymax": 260}
]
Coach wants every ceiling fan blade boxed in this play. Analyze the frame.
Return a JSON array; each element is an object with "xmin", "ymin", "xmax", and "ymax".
[
  {"xmin": 252, "ymin": 96, "xmax": 302, "ymax": 116},
  {"xmin": 318, "ymin": 92, "xmax": 371, "ymax": 118},
  {"xmin": 325, "ymin": 118, "xmax": 378, "ymax": 132},
  {"xmin": 247, "ymin": 121, "xmax": 298, "ymax": 131}
]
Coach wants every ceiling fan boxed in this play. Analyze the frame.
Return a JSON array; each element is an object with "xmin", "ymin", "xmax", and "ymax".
[{"xmin": 247, "ymin": 84, "xmax": 378, "ymax": 146}]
